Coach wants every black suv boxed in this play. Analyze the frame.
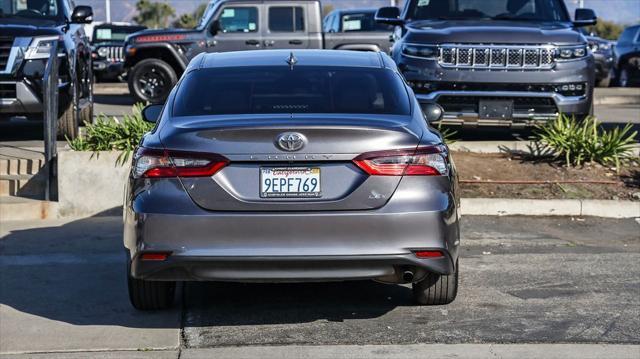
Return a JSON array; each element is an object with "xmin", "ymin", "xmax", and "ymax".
[
  {"xmin": 0, "ymin": 0, "xmax": 93, "ymax": 139},
  {"xmin": 377, "ymin": 0, "xmax": 597, "ymax": 126},
  {"xmin": 91, "ymin": 23, "xmax": 146, "ymax": 82}
]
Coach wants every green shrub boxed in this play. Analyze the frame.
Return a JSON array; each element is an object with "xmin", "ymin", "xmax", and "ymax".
[
  {"xmin": 534, "ymin": 114, "xmax": 637, "ymax": 169},
  {"xmin": 67, "ymin": 103, "xmax": 154, "ymax": 164}
]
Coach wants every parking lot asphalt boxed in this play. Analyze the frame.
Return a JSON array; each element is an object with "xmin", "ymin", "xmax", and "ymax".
[{"xmin": 1, "ymin": 215, "xmax": 638, "ymax": 356}]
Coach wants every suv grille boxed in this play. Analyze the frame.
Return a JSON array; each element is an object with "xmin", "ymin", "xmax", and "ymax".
[
  {"xmin": 100, "ymin": 46, "xmax": 124, "ymax": 61},
  {"xmin": 0, "ymin": 37, "xmax": 13, "ymax": 71},
  {"xmin": 0, "ymin": 83, "xmax": 17, "ymax": 98},
  {"xmin": 439, "ymin": 44, "xmax": 555, "ymax": 69}
]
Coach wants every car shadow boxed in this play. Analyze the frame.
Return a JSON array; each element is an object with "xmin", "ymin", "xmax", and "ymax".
[
  {"xmin": 183, "ymin": 280, "xmax": 413, "ymax": 327},
  {"xmin": 0, "ymin": 213, "xmax": 407, "ymax": 329}
]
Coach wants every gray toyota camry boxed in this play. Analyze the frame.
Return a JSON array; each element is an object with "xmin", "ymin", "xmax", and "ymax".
[{"xmin": 124, "ymin": 50, "xmax": 460, "ymax": 310}]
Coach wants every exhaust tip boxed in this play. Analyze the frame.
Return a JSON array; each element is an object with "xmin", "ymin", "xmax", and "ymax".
[{"xmin": 402, "ymin": 270, "xmax": 414, "ymax": 283}]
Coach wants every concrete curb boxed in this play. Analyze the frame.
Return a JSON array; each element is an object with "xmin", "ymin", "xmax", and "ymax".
[
  {"xmin": 594, "ymin": 87, "xmax": 640, "ymax": 106},
  {"xmin": 461, "ymin": 198, "xmax": 640, "ymax": 218},
  {"xmin": 450, "ymin": 141, "xmax": 640, "ymax": 156}
]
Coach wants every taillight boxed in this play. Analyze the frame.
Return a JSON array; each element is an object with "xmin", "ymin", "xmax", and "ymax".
[
  {"xmin": 133, "ymin": 147, "xmax": 229, "ymax": 178},
  {"xmin": 353, "ymin": 146, "xmax": 448, "ymax": 176}
]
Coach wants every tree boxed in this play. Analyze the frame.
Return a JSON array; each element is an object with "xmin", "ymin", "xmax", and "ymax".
[
  {"xmin": 322, "ymin": 4, "xmax": 334, "ymax": 17},
  {"xmin": 173, "ymin": 3, "xmax": 208, "ymax": 29},
  {"xmin": 133, "ymin": 0, "xmax": 176, "ymax": 29},
  {"xmin": 586, "ymin": 19, "xmax": 625, "ymax": 40}
]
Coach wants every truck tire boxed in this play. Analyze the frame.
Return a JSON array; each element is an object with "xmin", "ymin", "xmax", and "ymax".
[
  {"xmin": 412, "ymin": 259, "xmax": 458, "ymax": 305},
  {"xmin": 128, "ymin": 58, "xmax": 177, "ymax": 104},
  {"xmin": 127, "ymin": 257, "xmax": 176, "ymax": 310},
  {"xmin": 618, "ymin": 66, "xmax": 631, "ymax": 87},
  {"xmin": 57, "ymin": 103, "xmax": 78, "ymax": 140},
  {"xmin": 57, "ymin": 83, "xmax": 79, "ymax": 140}
]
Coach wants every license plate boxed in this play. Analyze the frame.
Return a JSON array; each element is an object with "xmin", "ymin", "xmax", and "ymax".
[
  {"xmin": 260, "ymin": 167, "xmax": 321, "ymax": 198},
  {"xmin": 479, "ymin": 100, "xmax": 514, "ymax": 119}
]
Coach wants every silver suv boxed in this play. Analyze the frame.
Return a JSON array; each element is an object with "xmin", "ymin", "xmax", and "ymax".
[{"xmin": 377, "ymin": 0, "xmax": 597, "ymax": 127}]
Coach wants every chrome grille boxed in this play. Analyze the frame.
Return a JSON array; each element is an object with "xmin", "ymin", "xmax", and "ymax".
[
  {"xmin": 102, "ymin": 46, "xmax": 124, "ymax": 61},
  {"xmin": 439, "ymin": 44, "xmax": 556, "ymax": 69},
  {"xmin": 0, "ymin": 37, "xmax": 13, "ymax": 71}
]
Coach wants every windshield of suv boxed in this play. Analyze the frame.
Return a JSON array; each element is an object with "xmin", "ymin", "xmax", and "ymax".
[
  {"xmin": 93, "ymin": 26, "xmax": 145, "ymax": 43},
  {"xmin": 408, "ymin": 0, "xmax": 569, "ymax": 22},
  {"xmin": 173, "ymin": 67, "xmax": 411, "ymax": 117},
  {"xmin": 341, "ymin": 12, "xmax": 393, "ymax": 32},
  {"xmin": 0, "ymin": 0, "xmax": 62, "ymax": 22}
]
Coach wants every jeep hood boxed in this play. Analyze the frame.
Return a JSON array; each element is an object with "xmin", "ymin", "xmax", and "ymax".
[{"xmin": 405, "ymin": 20, "xmax": 584, "ymax": 45}]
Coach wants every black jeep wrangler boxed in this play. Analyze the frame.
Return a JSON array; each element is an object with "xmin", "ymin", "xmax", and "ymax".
[
  {"xmin": 0, "ymin": 0, "xmax": 94, "ymax": 139},
  {"xmin": 377, "ymin": 0, "xmax": 597, "ymax": 126}
]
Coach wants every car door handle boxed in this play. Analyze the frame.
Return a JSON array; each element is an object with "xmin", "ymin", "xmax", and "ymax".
[
  {"xmin": 289, "ymin": 40, "xmax": 303, "ymax": 45},
  {"xmin": 245, "ymin": 40, "xmax": 260, "ymax": 46}
]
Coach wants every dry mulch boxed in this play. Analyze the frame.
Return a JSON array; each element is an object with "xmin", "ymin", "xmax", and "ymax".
[{"xmin": 453, "ymin": 151, "xmax": 640, "ymax": 201}]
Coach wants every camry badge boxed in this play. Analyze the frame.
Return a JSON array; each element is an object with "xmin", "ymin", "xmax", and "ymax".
[{"xmin": 276, "ymin": 132, "xmax": 306, "ymax": 152}]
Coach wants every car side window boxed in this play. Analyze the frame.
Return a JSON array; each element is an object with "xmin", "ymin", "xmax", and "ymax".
[
  {"xmin": 219, "ymin": 7, "xmax": 259, "ymax": 33},
  {"xmin": 269, "ymin": 7, "xmax": 305, "ymax": 32}
]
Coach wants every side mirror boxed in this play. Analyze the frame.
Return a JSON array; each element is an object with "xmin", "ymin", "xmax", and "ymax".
[
  {"xmin": 574, "ymin": 8, "xmax": 597, "ymax": 27},
  {"xmin": 375, "ymin": 7, "xmax": 403, "ymax": 26},
  {"xmin": 142, "ymin": 104, "xmax": 163, "ymax": 123},
  {"xmin": 71, "ymin": 6, "xmax": 93, "ymax": 24},
  {"xmin": 420, "ymin": 103, "xmax": 444, "ymax": 123},
  {"xmin": 210, "ymin": 20, "xmax": 221, "ymax": 36}
]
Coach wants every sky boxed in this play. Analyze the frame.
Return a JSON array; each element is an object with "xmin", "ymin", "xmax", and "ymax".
[{"xmin": 78, "ymin": 0, "xmax": 640, "ymax": 26}]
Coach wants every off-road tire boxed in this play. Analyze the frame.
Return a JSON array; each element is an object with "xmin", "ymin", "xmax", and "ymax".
[
  {"xmin": 127, "ymin": 258, "xmax": 176, "ymax": 310},
  {"xmin": 412, "ymin": 259, "xmax": 458, "ymax": 305},
  {"xmin": 128, "ymin": 58, "xmax": 177, "ymax": 104}
]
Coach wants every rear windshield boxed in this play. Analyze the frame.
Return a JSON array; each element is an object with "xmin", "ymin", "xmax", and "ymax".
[{"xmin": 173, "ymin": 66, "xmax": 411, "ymax": 117}]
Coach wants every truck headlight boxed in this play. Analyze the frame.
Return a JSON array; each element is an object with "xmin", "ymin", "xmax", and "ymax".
[
  {"xmin": 401, "ymin": 44, "xmax": 438, "ymax": 59},
  {"xmin": 555, "ymin": 45, "xmax": 588, "ymax": 60},
  {"xmin": 24, "ymin": 36, "xmax": 63, "ymax": 60},
  {"xmin": 97, "ymin": 47, "xmax": 110, "ymax": 58}
]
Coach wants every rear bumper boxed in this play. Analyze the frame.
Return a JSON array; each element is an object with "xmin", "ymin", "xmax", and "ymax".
[
  {"xmin": 129, "ymin": 253, "xmax": 455, "ymax": 283},
  {"xmin": 124, "ymin": 177, "xmax": 460, "ymax": 283}
]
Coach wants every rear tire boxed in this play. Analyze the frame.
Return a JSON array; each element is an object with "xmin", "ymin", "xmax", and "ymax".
[
  {"xmin": 412, "ymin": 259, "xmax": 458, "ymax": 305},
  {"xmin": 128, "ymin": 58, "xmax": 177, "ymax": 104},
  {"xmin": 127, "ymin": 257, "xmax": 176, "ymax": 310}
]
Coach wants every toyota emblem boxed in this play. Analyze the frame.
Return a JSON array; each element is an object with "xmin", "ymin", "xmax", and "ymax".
[{"xmin": 276, "ymin": 132, "xmax": 306, "ymax": 152}]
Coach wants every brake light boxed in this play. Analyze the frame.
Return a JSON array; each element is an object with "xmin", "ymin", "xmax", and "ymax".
[
  {"xmin": 133, "ymin": 147, "xmax": 229, "ymax": 178},
  {"xmin": 414, "ymin": 250, "xmax": 445, "ymax": 258},
  {"xmin": 353, "ymin": 146, "xmax": 448, "ymax": 176}
]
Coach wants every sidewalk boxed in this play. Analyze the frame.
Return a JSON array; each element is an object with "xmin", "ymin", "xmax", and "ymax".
[{"xmin": 2, "ymin": 344, "xmax": 639, "ymax": 359}]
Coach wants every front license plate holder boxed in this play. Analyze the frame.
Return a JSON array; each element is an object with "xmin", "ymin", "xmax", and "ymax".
[
  {"xmin": 479, "ymin": 99, "xmax": 514, "ymax": 119},
  {"xmin": 260, "ymin": 167, "xmax": 321, "ymax": 198}
]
